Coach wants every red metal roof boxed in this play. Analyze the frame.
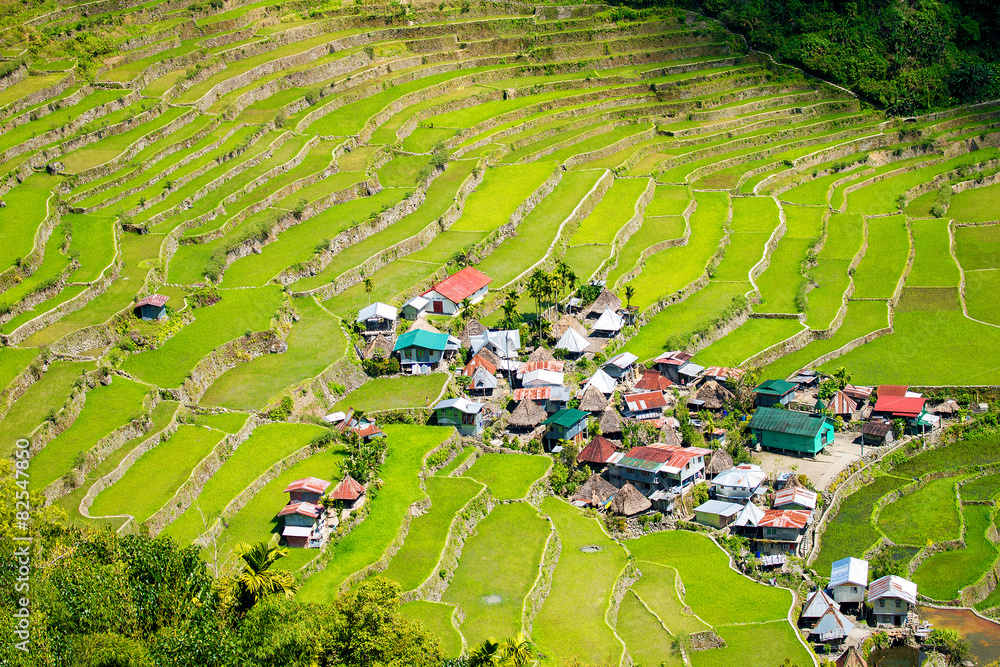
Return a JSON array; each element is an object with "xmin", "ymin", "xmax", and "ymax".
[
  {"xmin": 621, "ymin": 443, "xmax": 711, "ymax": 471},
  {"xmin": 653, "ymin": 350, "xmax": 692, "ymax": 366},
  {"xmin": 354, "ymin": 423, "xmax": 384, "ymax": 439},
  {"xmin": 512, "ymin": 386, "xmax": 552, "ymax": 401},
  {"xmin": 283, "ymin": 477, "xmax": 330, "ymax": 495},
  {"xmin": 873, "ymin": 395, "xmax": 926, "ymax": 418},
  {"xmin": 759, "ymin": 509, "xmax": 810, "ymax": 529},
  {"xmin": 518, "ymin": 360, "xmax": 565, "ymax": 375},
  {"xmin": 624, "ymin": 391, "xmax": 667, "ymax": 411},
  {"xmin": 878, "ymin": 385, "xmax": 909, "ymax": 397},
  {"xmin": 277, "ymin": 501, "xmax": 320, "ymax": 518},
  {"xmin": 760, "ymin": 509, "xmax": 810, "ymax": 529},
  {"xmin": 774, "ymin": 487, "xmax": 817, "ymax": 510},
  {"xmin": 135, "ymin": 294, "xmax": 169, "ymax": 308},
  {"xmin": 425, "ymin": 266, "xmax": 492, "ymax": 304},
  {"xmin": 828, "ymin": 391, "xmax": 858, "ymax": 415},
  {"xmin": 331, "ymin": 475, "xmax": 365, "ymax": 501},
  {"xmin": 634, "ymin": 369, "xmax": 674, "ymax": 392},
  {"xmin": 702, "ymin": 366, "xmax": 745, "ymax": 382},
  {"xmin": 463, "ymin": 354, "xmax": 497, "ymax": 377},
  {"xmin": 843, "ymin": 384, "xmax": 873, "ymax": 400},
  {"xmin": 577, "ymin": 436, "xmax": 617, "ymax": 464}
]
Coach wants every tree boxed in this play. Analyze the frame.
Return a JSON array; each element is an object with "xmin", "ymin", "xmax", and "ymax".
[
  {"xmin": 501, "ymin": 291, "xmax": 520, "ymax": 328},
  {"xmin": 925, "ymin": 628, "xmax": 970, "ymax": 666},
  {"xmin": 228, "ymin": 534, "xmax": 297, "ymax": 614},
  {"xmin": 363, "ymin": 277, "xmax": 374, "ymax": 295},
  {"xmin": 526, "ymin": 268, "xmax": 547, "ymax": 338},
  {"xmin": 469, "ymin": 633, "xmax": 534, "ymax": 667},
  {"xmin": 833, "ymin": 366, "xmax": 851, "ymax": 390},
  {"xmin": 623, "ymin": 284, "xmax": 635, "ymax": 309}
]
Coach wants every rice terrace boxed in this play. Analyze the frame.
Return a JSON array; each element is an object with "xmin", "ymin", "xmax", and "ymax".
[{"xmin": 4, "ymin": 0, "xmax": 1000, "ymax": 665}]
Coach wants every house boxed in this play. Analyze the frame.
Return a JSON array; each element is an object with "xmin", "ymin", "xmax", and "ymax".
[
  {"xmin": 652, "ymin": 351, "xmax": 693, "ymax": 383},
  {"xmin": 634, "ymin": 369, "xmax": 673, "ymax": 393},
  {"xmin": 754, "ymin": 379, "xmax": 797, "ymax": 407},
  {"xmin": 872, "ymin": 395, "xmax": 927, "ymax": 421},
  {"xmin": 694, "ymin": 500, "xmax": 743, "ymax": 529},
  {"xmin": 401, "ymin": 295, "xmax": 429, "ymax": 320},
  {"xmin": 809, "ymin": 605, "xmax": 855, "ymax": 644},
  {"xmin": 610, "ymin": 483, "xmax": 652, "ymax": 516},
  {"xmin": 676, "ymin": 362, "xmax": 704, "ymax": 386},
  {"xmin": 603, "ymin": 352, "xmax": 638, "ymax": 381},
  {"xmin": 599, "ymin": 407, "xmax": 622, "ymax": 440},
  {"xmin": 702, "ymin": 366, "xmax": 745, "ymax": 386},
  {"xmin": 878, "ymin": 384, "xmax": 909, "ymax": 397},
  {"xmin": 471, "ymin": 329, "xmax": 520, "ymax": 360},
  {"xmin": 330, "ymin": 474, "xmax": 365, "ymax": 510},
  {"xmin": 578, "ymin": 384, "xmax": 608, "ymax": 414},
  {"xmin": 463, "ymin": 354, "xmax": 497, "ymax": 378},
  {"xmin": 571, "ymin": 473, "xmax": 618, "ymax": 508},
  {"xmin": 861, "ymin": 421, "xmax": 894, "ymax": 447},
  {"xmin": 284, "ymin": 477, "xmax": 330, "ymax": 505},
  {"xmin": 821, "ymin": 391, "xmax": 858, "ymax": 420},
  {"xmin": 582, "ymin": 289, "xmax": 621, "ymax": 320},
  {"xmin": 800, "ymin": 589, "xmax": 840, "ymax": 625},
  {"xmin": 508, "ymin": 398, "xmax": 548, "ymax": 432},
  {"xmin": 583, "ymin": 368, "xmax": 617, "ymax": 396},
  {"xmin": 522, "ymin": 368, "xmax": 564, "ymax": 388},
  {"xmin": 577, "ymin": 436, "xmax": 618, "ymax": 470},
  {"xmin": 747, "ymin": 407, "xmax": 835, "ymax": 456},
  {"xmin": 592, "ymin": 307, "xmax": 623, "ymax": 337},
  {"xmin": 542, "ymin": 408, "xmax": 590, "ymax": 451},
  {"xmin": 356, "ymin": 302, "xmax": 397, "ymax": 336},
  {"xmin": 711, "ymin": 464, "xmax": 768, "ymax": 504},
  {"xmin": 731, "ymin": 501, "xmax": 765, "ymax": 535},
  {"xmin": 278, "ymin": 501, "xmax": 323, "ymax": 548},
  {"xmin": 609, "ymin": 443, "xmax": 711, "ymax": 492},
  {"xmin": 134, "ymin": 294, "xmax": 169, "ymax": 321},
  {"xmin": 867, "ymin": 575, "xmax": 918, "ymax": 626},
  {"xmin": 789, "ymin": 369, "xmax": 820, "ymax": 389},
  {"xmin": 336, "ymin": 410, "xmax": 385, "ymax": 441},
  {"xmin": 704, "ymin": 448, "xmax": 734, "ymax": 479},
  {"xmin": 393, "ymin": 329, "xmax": 450, "ymax": 370},
  {"xmin": 517, "ymin": 359, "xmax": 565, "ymax": 377},
  {"xmin": 422, "ymin": 266, "xmax": 492, "ymax": 315},
  {"xmin": 829, "ymin": 557, "xmax": 868, "ymax": 607},
  {"xmin": 555, "ymin": 326, "xmax": 590, "ymax": 355},
  {"xmin": 469, "ymin": 366, "xmax": 498, "ymax": 395},
  {"xmin": 434, "ymin": 397, "xmax": 486, "ymax": 436},
  {"xmin": 773, "ymin": 487, "xmax": 817, "ymax": 512},
  {"xmin": 622, "ymin": 391, "xmax": 667, "ymax": 419},
  {"xmin": 512, "ymin": 385, "xmax": 571, "ymax": 414},
  {"xmin": 689, "ymin": 380, "xmax": 734, "ymax": 413},
  {"xmin": 756, "ymin": 509, "xmax": 811, "ymax": 554},
  {"xmin": 842, "ymin": 384, "xmax": 873, "ymax": 403}
]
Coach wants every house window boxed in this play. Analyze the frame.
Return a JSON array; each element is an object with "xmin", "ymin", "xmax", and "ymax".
[
  {"xmin": 462, "ymin": 412, "xmax": 475, "ymax": 425},
  {"xmin": 851, "ymin": 586, "xmax": 857, "ymax": 593},
  {"xmin": 879, "ymin": 600, "xmax": 885, "ymax": 608},
  {"xmin": 895, "ymin": 601, "xmax": 901, "ymax": 609},
  {"xmin": 417, "ymin": 349, "xmax": 428, "ymax": 361}
]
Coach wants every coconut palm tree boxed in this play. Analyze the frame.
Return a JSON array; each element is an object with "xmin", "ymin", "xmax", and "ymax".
[
  {"xmin": 501, "ymin": 291, "xmax": 520, "ymax": 327},
  {"xmin": 468, "ymin": 633, "xmax": 534, "ymax": 667},
  {"xmin": 623, "ymin": 284, "xmax": 635, "ymax": 309},
  {"xmin": 526, "ymin": 268, "xmax": 547, "ymax": 338},
  {"xmin": 229, "ymin": 534, "xmax": 297, "ymax": 614},
  {"xmin": 363, "ymin": 277, "xmax": 374, "ymax": 295}
]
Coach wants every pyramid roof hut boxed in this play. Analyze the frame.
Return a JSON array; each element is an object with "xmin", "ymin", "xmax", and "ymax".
[
  {"xmin": 528, "ymin": 346, "xmax": 555, "ymax": 362},
  {"xmin": 458, "ymin": 318, "xmax": 487, "ymax": 349},
  {"xmin": 583, "ymin": 289, "xmax": 622, "ymax": 319},
  {"xmin": 694, "ymin": 380, "xmax": 735, "ymax": 410},
  {"xmin": 599, "ymin": 407, "xmax": 622, "ymax": 437},
  {"xmin": 705, "ymin": 447, "xmax": 734, "ymax": 477},
  {"xmin": 610, "ymin": 483, "xmax": 652, "ymax": 516},
  {"xmin": 553, "ymin": 313, "xmax": 588, "ymax": 339},
  {"xmin": 571, "ymin": 473, "xmax": 618, "ymax": 507},
  {"xmin": 508, "ymin": 399, "xmax": 547, "ymax": 429},
  {"xmin": 933, "ymin": 399, "xmax": 960, "ymax": 416},
  {"xmin": 577, "ymin": 436, "xmax": 618, "ymax": 466},
  {"xmin": 363, "ymin": 333, "xmax": 394, "ymax": 360},
  {"xmin": 409, "ymin": 318, "xmax": 441, "ymax": 334},
  {"xmin": 579, "ymin": 383, "xmax": 609, "ymax": 413}
]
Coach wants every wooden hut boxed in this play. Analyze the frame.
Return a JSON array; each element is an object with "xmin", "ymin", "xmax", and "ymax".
[
  {"xmin": 583, "ymin": 289, "xmax": 622, "ymax": 320},
  {"xmin": 933, "ymin": 400, "xmax": 960, "ymax": 417},
  {"xmin": 331, "ymin": 474, "xmax": 365, "ymax": 509},
  {"xmin": 690, "ymin": 380, "xmax": 734, "ymax": 412},
  {"xmin": 508, "ymin": 399, "xmax": 547, "ymax": 432},
  {"xmin": 577, "ymin": 436, "xmax": 617, "ymax": 470},
  {"xmin": 571, "ymin": 473, "xmax": 618, "ymax": 508},
  {"xmin": 610, "ymin": 483, "xmax": 651, "ymax": 516},
  {"xmin": 134, "ymin": 294, "xmax": 169, "ymax": 321},
  {"xmin": 599, "ymin": 407, "xmax": 622, "ymax": 439},
  {"xmin": 363, "ymin": 333, "xmax": 394, "ymax": 360},
  {"xmin": 528, "ymin": 346, "xmax": 554, "ymax": 362},
  {"xmin": 704, "ymin": 448, "xmax": 734, "ymax": 479},
  {"xmin": 579, "ymin": 383, "xmax": 608, "ymax": 414}
]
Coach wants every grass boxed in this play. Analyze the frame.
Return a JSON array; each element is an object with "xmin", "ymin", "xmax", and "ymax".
[
  {"xmin": 377, "ymin": 476, "xmax": 482, "ymax": 591},
  {"xmin": 853, "ymin": 215, "xmax": 909, "ymax": 298},
  {"xmin": 691, "ymin": 621, "xmax": 811, "ymax": 667},
  {"xmin": 632, "ymin": 562, "xmax": 711, "ymax": 636},
  {"xmin": 692, "ymin": 318, "xmax": 803, "ymax": 367},
  {"xmin": 449, "ymin": 162, "xmax": 556, "ymax": 233},
  {"xmin": 564, "ymin": 244, "xmax": 613, "ymax": 282},
  {"xmin": 804, "ymin": 259, "xmax": 851, "ymax": 329},
  {"xmin": 0, "ymin": 348, "xmax": 39, "ymax": 393},
  {"xmin": 0, "ymin": 224, "xmax": 72, "ymax": 314},
  {"xmin": 0, "ymin": 361, "xmax": 93, "ymax": 458},
  {"xmin": 783, "ymin": 205, "xmax": 826, "ymax": 237},
  {"xmin": 605, "ymin": 215, "xmax": 687, "ymax": 287},
  {"xmin": 913, "ymin": 503, "xmax": 997, "ymax": 601},
  {"xmin": 950, "ymin": 184, "xmax": 1000, "ymax": 224},
  {"xmin": 878, "ymin": 476, "xmax": 962, "ymax": 546},
  {"xmin": 476, "ymin": 170, "xmax": 603, "ymax": 287},
  {"xmin": 333, "ymin": 374, "xmax": 446, "ymax": 413},
  {"xmin": 646, "ymin": 185, "xmax": 691, "ymax": 217},
  {"xmin": 962, "ymin": 474, "xmax": 1000, "ymax": 501},
  {"xmin": 378, "ymin": 155, "xmax": 434, "ymax": 188},
  {"xmin": 955, "ymin": 223, "xmax": 1000, "ymax": 271},
  {"xmin": 441, "ymin": 502, "xmax": 550, "ymax": 648},
  {"xmin": 29, "ymin": 377, "xmax": 151, "ymax": 490},
  {"xmin": 893, "ymin": 437, "xmax": 1000, "ymax": 478},
  {"xmin": 121, "ymin": 286, "xmax": 284, "ymax": 388},
  {"xmin": 616, "ymin": 592, "xmax": 684, "ymax": 667},
  {"xmin": 779, "ymin": 168, "xmax": 864, "ymax": 206},
  {"xmin": 754, "ymin": 236, "xmax": 813, "ymax": 313},
  {"xmin": 908, "ymin": 218, "xmax": 960, "ymax": 287},
  {"xmin": 187, "ymin": 412, "xmax": 249, "ymax": 433},
  {"xmin": 201, "ymin": 298, "xmax": 345, "ymax": 410},
  {"xmin": 398, "ymin": 601, "xmax": 463, "ymax": 658},
  {"xmin": 163, "ymin": 422, "xmax": 326, "ymax": 544},
  {"xmin": 813, "ymin": 475, "xmax": 910, "ymax": 575},
  {"xmin": 572, "ymin": 178, "xmax": 649, "ymax": 245},
  {"xmin": 820, "ymin": 213, "xmax": 864, "ymax": 260},
  {"xmin": 89, "ymin": 424, "xmax": 224, "ymax": 524},
  {"xmin": 0, "ymin": 173, "xmax": 57, "ymax": 272},
  {"xmin": 532, "ymin": 498, "xmax": 625, "ymax": 666},
  {"xmin": 297, "ymin": 424, "xmax": 450, "ymax": 600},
  {"xmin": 462, "ymin": 453, "xmax": 550, "ymax": 501},
  {"xmin": 436, "ymin": 446, "xmax": 475, "ymax": 477},
  {"xmin": 730, "ymin": 197, "xmax": 779, "ymax": 233}
]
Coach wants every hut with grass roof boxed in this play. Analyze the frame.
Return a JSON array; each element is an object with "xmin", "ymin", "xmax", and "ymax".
[
  {"xmin": 610, "ymin": 483, "xmax": 651, "ymax": 516},
  {"xmin": 459, "ymin": 318, "xmax": 487, "ymax": 349},
  {"xmin": 583, "ymin": 288, "xmax": 622, "ymax": 320},
  {"xmin": 705, "ymin": 448, "xmax": 734, "ymax": 479},
  {"xmin": 579, "ymin": 383, "xmax": 608, "ymax": 414},
  {"xmin": 571, "ymin": 473, "xmax": 618, "ymax": 507},
  {"xmin": 690, "ymin": 380, "xmax": 735, "ymax": 412},
  {"xmin": 508, "ymin": 399, "xmax": 547, "ymax": 432},
  {"xmin": 599, "ymin": 407, "xmax": 622, "ymax": 439},
  {"xmin": 932, "ymin": 399, "xmax": 960, "ymax": 417},
  {"xmin": 528, "ymin": 346, "xmax": 554, "ymax": 362},
  {"xmin": 553, "ymin": 313, "xmax": 588, "ymax": 340},
  {"xmin": 363, "ymin": 333, "xmax": 394, "ymax": 360}
]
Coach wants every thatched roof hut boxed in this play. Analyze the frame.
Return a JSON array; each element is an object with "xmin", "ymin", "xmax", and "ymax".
[
  {"xmin": 508, "ymin": 399, "xmax": 547, "ymax": 430},
  {"xmin": 599, "ymin": 407, "xmax": 622, "ymax": 437},
  {"xmin": 783, "ymin": 473, "xmax": 806, "ymax": 490},
  {"xmin": 553, "ymin": 314, "xmax": 588, "ymax": 340},
  {"xmin": 571, "ymin": 473, "xmax": 618, "ymax": 507},
  {"xmin": 363, "ymin": 333, "xmax": 394, "ymax": 360},
  {"xmin": 583, "ymin": 289, "xmax": 622, "ymax": 319},
  {"xmin": 933, "ymin": 400, "xmax": 960, "ymax": 416},
  {"xmin": 579, "ymin": 383, "xmax": 608, "ymax": 413},
  {"xmin": 660, "ymin": 425, "xmax": 682, "ymax": 448},
  {"xmin": 458, "ymin": 319, "xmax": 487, "ymax": 349},
  {"xmin": 610, "ymin": 483, "xmax": 651, "ymax": 516},
  {"xmin": 476, "ymin": 346, "xmax": 502, "ymax": 368},
  {"xmin": 409, "ymin": 318, "xmax": 441, "ymax": 334},
  {"xmin": 705, "ymin": 448, "xmax": 734, "ymax": 478},
  {"xmin": 529, "ymin": 347, "xmax": 554, "ymax": 362},
  {"xmin": 693, "ymin": 380, "xmax": 735, "ymax": 410}
]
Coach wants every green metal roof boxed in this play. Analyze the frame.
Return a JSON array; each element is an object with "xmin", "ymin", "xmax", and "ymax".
[
  {"xmin": 754, "ymin": 379, "xmax": 797, "ymax": 396},
  {"xmin": 814, "ymin": 398, "xmax": 827, "ymax": 410},
  {"xmin": 748, "ymin": 407, "xmax": 830, "ymax": 438},
  {"xmin": 543, "ymin": 408, "xmax": 589, "ymax": 428},
  {"xmin": 393, "ymin": 329, "xmax": 449, "ymax": 352},
  {"xmin": 616, "ymin": 456, "xmax": 660, "ymax": 471}
]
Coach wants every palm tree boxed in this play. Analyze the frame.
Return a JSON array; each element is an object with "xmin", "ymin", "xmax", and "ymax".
[
  {"xmin": 501, "ymin": 291, "xmax": 519, "ymax": 327},
  {"xmin": 469, "ymin": 639, "xmax": 502, "ymax": 667},
  {"xmin": 229, "ymin": 534, "xmax": 297, "ymax": 614},
  {"xmin": 833, "ymin": 366, "xmax": 851, "ymax": 390},
  {"xmin": 526, "ymin": 268, "xmax": 547, "ymax": 338},
  {"xmin": 363, "ymin": 277, "xmax": 374, "ymax": 295},
  {"xmin": 623, "ymin": 284, "xmax": 635, "ymax": 309},
  {"xmin": 468, "ymin": 634, "xmax": 534, "ymax": 667}
]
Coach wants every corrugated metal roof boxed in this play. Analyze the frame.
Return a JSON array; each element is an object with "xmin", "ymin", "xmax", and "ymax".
[
  {"xmin": 801, "ymin": 589, "xmax": 839, "ymax": 619},
  {"xmin": 695, "ymin": 500, "xmax": 743, "ymax": 517},
  {"xmin": 635, "ymin": 370, "xmax": 673, "ymax": 392},
  {"xmin": 522, "ymin": 369, "xmax": 564, "ymax": 387},
  {"xmin": 425, "ymin": 266, "xmax": 492, "ymax": 304},
  {"xmin": 283, "ymin": 477, "xmax": 330, "ymax": 495},
  {"xmin": 758, "ymin": 509, "xmax": 811, "ymax": 529},
  {"xmin": 862, "ymin": 421, "xmax": 892, "ymax": 436},
  {"xmin": 703, "ymin": 366, "xmax": 745, "ymax": 381},
  {"xmin": 774, "ymin": 487, "xmax": 817, "ymax": 510},
  {"xmin": 577, "ymin": 436, "xmax": 617, "ymax": 464},
  {"xmin": 331, "ymin": 475, "xmax": 365, "ymax": 501},
  {"xmin": 653, "ymin": 350, "xmax": 691, "ymax": 366},
  {"xmin": 518, "ymin": 360, "xmax": 565, "ymax": 375},
  {"xmin": 878, "ymin": 384, "xmax": 909, "ymax": 397},
  {"xmin": 512, "ymin": 386, "xmax": 552, "ymax": 401},
  {"xmin": 830, "ymin": 557, "xmax": 868, "ymax": 588},
  {"xmin": 868, "ymin": 575, "xmax": 917, "ymax": 605},
  {"xmin": 277, "ymin": 501, "xmax": 320, "ymax": 518},
  {"xmin": 464, "ymin": 354, "xmax": 497, "ymax": 377},
  {"xmin": 624, "ymin": 391, "xmax": 667, "ymax": 412},
  {"xmin": 732, "ymin": 502, "xmax": 765, "ymax": 527},
  {"xmin": 543, "ymin": 408, "xmax": 589, "ymax": 428},
  {"xmin": 873, "ymin": 395, "xmax": 926, "ymax": 418},
  {"xmin": 828, "ymin": 391, "xmax": 858, "ymax": 415},
  {"xmin": 617, "ymin": 443, "xmax": 710, "ymax": 474},
  {"xmin": 748, "ymin": 407, "xmax": 830, "ymax": 438},
  {"xmin": 755, "ymin": 379, "xmax": 797, "ymax": 395},
  {"xmin": 135, "ymin": 294, "xmax": 169, "ymax": 308},
  {"xmin": 712, "ymin": 464, "xmax": 768, "ymax": 490},
  {"xmin": 357, "ymin": 302, "xmax": 397, "ymax": 322},
  {"xmin": 435, "ymin": 397, "xmax": 485, "ymax": 413},
  {"xmin": 393, "ymin": 329, "xmax": 450, "ymax": 352},
  {"xmin": 605, "ymin": 352, "xmax": 638, "ymax": 369}
]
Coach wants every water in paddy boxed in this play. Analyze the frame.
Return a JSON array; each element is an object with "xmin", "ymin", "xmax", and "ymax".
[
  {"xmin": 869, "ymin": 646, "xmax": 924, "ymax": 667},
  {"xmin": 920, "ymin": 606, "xmax": 1000, "ymax": 665}
]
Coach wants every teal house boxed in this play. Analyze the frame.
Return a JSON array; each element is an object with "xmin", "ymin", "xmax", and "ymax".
[
  {"xmin": 754, "ymin": 379, "xmax": 797, "ymax": 407},
  {"xmin": 393, "ymin": 329, "xmax": 450, "ymax": 371},
  {"xmin": 747, "ymin": 407, "xmax": 834, "ymax": 456},
  {"xmin": 542, "ymin": 408, "xmax": 589, "ymax": 452}
]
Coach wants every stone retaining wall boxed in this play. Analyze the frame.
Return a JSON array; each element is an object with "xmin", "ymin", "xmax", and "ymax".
[
  {"xmin": 179, "ymin": 327, "xmax": 287, "ymax": 401},
  {"xmin": 0, "ymin": 190, "xmax": 61, "ymax": 294},
  {"xmin": 0, "ymin": 71, "xmax": 75, "ymax": 123},
  {"xmin": 0, "ymin": 355, "xmax": 44, "ymax": 424},
  {"xmin": 521, "ymin": 524, "xmax": 560, "ymax": 635},
  {"xmin": 1, "ymin": 82, "xmax": 89, "ymax": 137},
  {"xmin": 596, "ymin": 177, "xmax": 660, "ymax": 286}
]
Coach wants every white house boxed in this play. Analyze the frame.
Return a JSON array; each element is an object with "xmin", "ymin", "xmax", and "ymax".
[
  {"xmin": 603, "ymin": 351, "xmax": 638, "ymax": 381},
  {"xmin": 710, "ymin": 463, "xmax": 768, "ymax": 505},
  {"xmin": 592, "ymin": 307, "xmax": 623, "ymax": 337},
  {"xmin": 829, "ymin": 557, "xmax": 868, "ymax": 607},
  {"xmin": 356, "ymin": 302, "xmax": 397, "ymax": 335},
  {"xmin": 422, "ymin": 266, "xmax": 492, "ymax": 315},
  {"xmin": 868, "ymin": 575, "xmax": 917, "ymax": 627},
  {"xmin": 401, "ymin": 295, "xmax": 429, "ymax": 320},
  {"xmin": 583, "ymin": 368, "xmax": 616, "ymax": 396},
  {"xmin": 471, "ymin": 329, "xmax": 520, "ymax": 359},
  {"xmin": 522, "ymin": 368, "xmax": 564, "ymax": 388}
]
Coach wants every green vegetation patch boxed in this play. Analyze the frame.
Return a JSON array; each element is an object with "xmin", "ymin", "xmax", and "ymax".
[
  {"xmin": 962, "ymin": 474, "xmax": 1000, "ymax": 502},
  {"xmin": 955, "ymin": 223, "xmax": 1000, "ymax": 271},
  {"xmin": 853, "ymin": 215, "xmax": 909, "ymax": 298},
  {"xmin": 397, "ymin": 601, "xmax": 463, "ymax": 659},
  {"xmin": 333, "ymin": 374, "xmax": 447, "ymax": 413},
  {"xmin": 65, "ymin": 213, "xmax": 117, "ymax": 282},
  {"xmin": 820, "ymin": 213, "xmax": 864, "ymax": 260},
  {"xmin": 878, "ymin": 476, "xmax": 962, "ymax": 546},
  {"xmin": 435, "ymin": 446, "xmax": 475, "ymax": 477},
  {"xmin": 631, "ymin": 562, "xmax": 710, "ymax": 636},
  {"xmin": 691, "ymin": 621, "xmax": 811, "ymax": 667},
  {"xmin": 0, "ymin": 348, "xmax": 39, "ymax": 393},
  {"xmin": 693, "ymin": 318, "xmax": 803, "ymax": 368},
  {"xmin": 913, "ymin": 504, "xmax": 997, "ymax": 601},
  {"xmin": 646, "ymin": 184, "xmax": 691, "ymax": 217},
  {"xmin": 730, "ymin": 196, "xmax": 779, "ymax": 233},
  {"xmin": 908, "ymin": 218, "xmax": 960, "ymax": 287},
  {"xmin": 965, "ymin": 269, "xmax": 1000, "ymax": 326},
  {"xmin": 462, "ymin": 453, "xmax": 550, "ymax": 501},
  {"xmin": 449, "ymin": 162, "xmax": 555, "ymax": 233},
  {"xmin": 616, "ymin": 591, "xmax": 684, "ymax": 667},
  {"xmin": 573, "ymin": 177, "xmax": 649, "ymax": 245},
  {"xmin": 0, "ymin": 361, "xmax": 92, "ymax": 458},
  {"xmin": 950, "ymin": 185, "xmax": 1000, "ymax": 224}
]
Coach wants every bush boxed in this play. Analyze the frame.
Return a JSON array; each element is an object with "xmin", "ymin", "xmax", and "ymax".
[
  {"xmin": 925, "ymin": 628, "xmax": 970, "ymax": 666},
  {"xmin": 362, "ymin": 356, "xmax": 400, "ymax": 377}
]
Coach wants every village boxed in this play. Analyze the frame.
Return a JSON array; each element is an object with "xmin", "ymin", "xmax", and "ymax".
[{"xmin": 252, "ymin": 265, "xmax": 979, "ymax": 666}]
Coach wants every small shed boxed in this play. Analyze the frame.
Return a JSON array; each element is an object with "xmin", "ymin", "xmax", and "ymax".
[
  {"xmin": 356, "ymin": 302, "xmax": 397, "ymax": 335},
  {"xmin": 555, "ymin": 326, "xmax": 590, "ymax": 356},
  {"xmin": 868, "ymin": 575, "xmax": 917, "ymax": 626},
  {"xmin": 810, "ymin": 605, "xmax": 855, "ymax": 643},
  {"xmin": 542, "ymin": 408, "xmax": 589, "ymax": 450},
  {"xmin": 363, "ymin": 333, "xmax": 394, "ymax": 360},
  {"xmin": 754, "ymin": 379, "xmax": 797, "ymax": 407},
  {"xmin": 134, "ymin": 294, "xmax": 169, "ymax": 321},
  {"xmin": 731, "ymin": 501, "xmax": 765, "ymax": 534},
  {"xmin": 582, "ymin": 289, "xmax": 622, "ymax": 320},
  {"xmin": 861, "ymin": 420, "xmax": 894, "ymax": 447},
  {"xmin": 830, "ymin": 557, "xmax": 868, "ymax": 606},
  {"xmin": 652, "ymin": 350, "xmax": 693, "ymax": 383},
  {"xmin": 599, "ymin": 407, "xmax": 622, "ymax": 439},
  {"xmin": 401, "ymin": 295, "xmax": 429, "ymax": 320},
  {"xmin": 933, "ymin": 400, "xmax": 960, "ymax": 417},
  {"xmin": 623, "ymin": 391, "xmax": 667, "ymax": 419},
  {"xmin": 634, "ymin": 369, "xmax": 673, "ymax": 392},
  {"xmin": 824, "ymin": 391, "xmax": 858, "ymax": 419},
  {"xmin": 610, "ymin": 483, "xmax": 651, "ymax": 516},
  {"xmin": 283, "ymin": 477, "xmax": 330, "ymax": 505},
  {"xmin": 584, "ymin": 368, "xmax": 617, "ymax": 397},
  {"xmin": 704, "ymin": 448, "xmax": 734, "ymax": 479},
  {"xmin": 278, "ymin": 502, "xmax": 321, "ymax": 548},
  {"xmin": 469, "ymin": 365, "xmax": 498, "ymax": 395},
  {"xmin": 434, "ymin": 397, "xmax": 486, "ymax": 436},
  {"xmin": 603, "ymin": 351, "xmax": 638, "ymax": 380},
  {"xmin": 331, "ymin": 475, "xmax": 365, "ymax": 509},
  {"xmin": 800, "ymin": 589, "xmax": 839, "ymax": 624},
  {"xmin": 690, "ymin": 380, "xmax": 734, "ymax": 412},
  {"xmin": 529, "ymin": 346, "xmax": 555, "ymax": 362},
  {"xmin": 835, "ymin": 646, "xmax": 868, "ymax": 667},
  {"xmin": 694, "ymin": 500, "xmax": 742, "ymax": 528},
  {"xmin": 773, "ymin": 486, "xmax": 817, "ymax": 511},
  {"xmin": 592, "ymin": 307, "xmax": 624, "ymax": 337}
]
